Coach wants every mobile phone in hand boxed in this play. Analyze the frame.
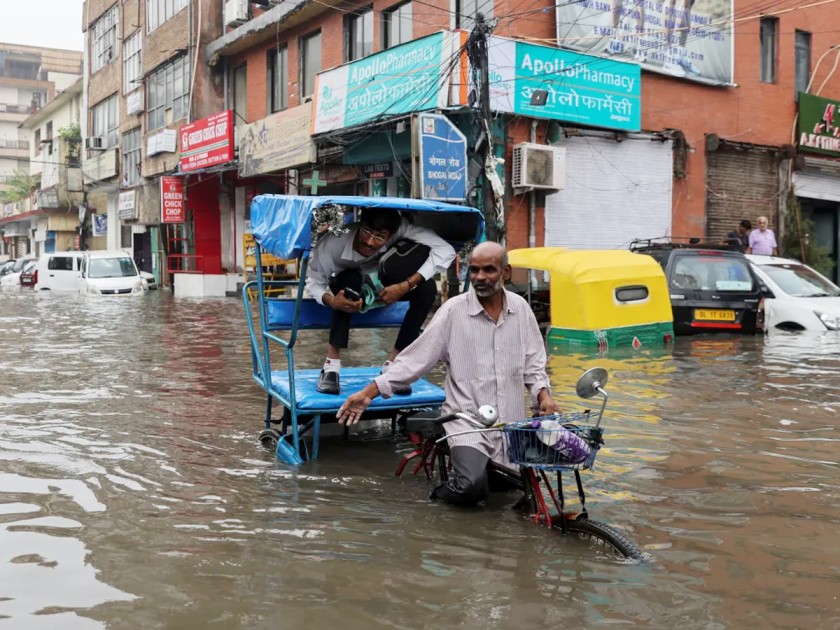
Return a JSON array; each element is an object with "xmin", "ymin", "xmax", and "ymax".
[{"xmin": 342, "ymin": 288, "xmax": 361, "ymax": 302}]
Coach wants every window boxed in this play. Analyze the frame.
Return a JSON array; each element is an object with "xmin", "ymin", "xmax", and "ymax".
[
  {"xmin": 48, "ymin": 256, "xmax": 75, "ymax": 271},
  {"xmin": 301, "ymin": 32, "xmax": 322, "ymax": 98},
  {"xmin": 615, "ymin": 285, "xmax": 649, "ymax": 302},
  {"xmin": 45, "ymin": 121, "xmax": 53, "ymax": 141},
  {"xmin": 123, "ymin": 31, "xmax": 143, "ymax": 94},
  {"xmin": 268, "ymin": 49, "xmax": 288, "ymax": 112},
  {"xmin": 759, "ymin": 17, "xmax": 778, "ymax": 84},
  {"xmin": 383, "ymin": 2, "xmax": 413, "ymax": 49},
  {"xmin": 795, "ymin": 30, "xmax": 811, "ymax": 99},
  {"xmin": 34, "ymin": 128, "xmax": 41, "ymax": 150},
  {"xmin": 346, "ymin": 8, "xmax": 373, "ymax": 61},
  {"xmin": 147, "ymin": 0, "xmax": 189, "ymax": 33},
  {"xmin": 91, "ymin": 95, "xmax": 119, "ymax": 149},
  {"xmin": 455, "ymin": 0, "xmax": 492, "ymax": 30},
  {"xmin": 146, "ymin": 56, "xmax": 190, "ymax": 131},
  {"xmin": 232, "ymin": 64, "xmax": 248, "ymax": 123},
  {"xmin": 91, "ymin": 5, "xmax": 118, "ymax": 73},
  {"xmin": 122, "ymin": 128, "xmax": 142, "ymax": 187}
]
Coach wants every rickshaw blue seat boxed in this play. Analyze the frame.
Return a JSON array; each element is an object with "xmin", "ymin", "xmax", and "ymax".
[
  {"xmin": 269, "ymin": 367, "xmax": 445, "ymax": 412},
  {"xmin": 266, "ymin": 299, "xmax": 410, "ymax": 330}
]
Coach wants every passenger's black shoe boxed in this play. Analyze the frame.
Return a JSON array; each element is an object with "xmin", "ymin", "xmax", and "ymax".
[{"xmin": 316, "ymin": 369, "xmax": 339, "ymax": 395}]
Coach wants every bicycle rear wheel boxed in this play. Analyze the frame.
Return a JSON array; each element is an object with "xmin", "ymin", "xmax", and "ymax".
[{"xmin": 554, "ymin": 515, "xmax": 643, "ymax": 560}]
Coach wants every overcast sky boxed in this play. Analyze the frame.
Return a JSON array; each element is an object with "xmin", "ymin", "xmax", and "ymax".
[{"xmin": 0, "ymin": 1, "xmax": 84, "ymax": 51}]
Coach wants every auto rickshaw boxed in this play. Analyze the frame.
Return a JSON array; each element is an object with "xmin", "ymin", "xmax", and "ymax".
[{"xmin": 508, "ymin": 247, "xmax": 674, "ymax": 349}]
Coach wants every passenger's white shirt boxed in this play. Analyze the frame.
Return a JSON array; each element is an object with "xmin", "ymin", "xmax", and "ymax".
[{"xmin": 305, "ymin": 218, "xmax": 456, "ymax": 305}]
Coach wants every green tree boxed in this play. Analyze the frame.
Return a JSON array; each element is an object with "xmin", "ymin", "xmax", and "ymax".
[
  {"xmin": 781, "ymin": 192, "xmax": 835, "ymax": 277},
  {"xmin": 0, "ymin": 170, "xmax": 37, "ymax": 204}
]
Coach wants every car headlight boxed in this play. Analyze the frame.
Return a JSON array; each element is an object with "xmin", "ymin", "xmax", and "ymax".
[
  {"xmin": 132, "ymin": 281, "xmax": 144, "ymax": 294},
  {"xmin": 815, "ymin": 311, "xmax": 840, "ymax": 330},
  {"xmin": 87, "ymin": 284, "xmax": 100, "ymax": 295}
]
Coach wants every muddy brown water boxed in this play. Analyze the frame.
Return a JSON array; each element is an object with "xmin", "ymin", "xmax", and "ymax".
[{"xmin": 0, "ymin": 288, "xmax": 838, "ymax": 629}]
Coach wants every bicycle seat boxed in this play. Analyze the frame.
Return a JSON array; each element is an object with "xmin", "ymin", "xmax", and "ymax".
[{"xmin": 404, "ymin": 413, "xmax": 457, "ymax": 434}]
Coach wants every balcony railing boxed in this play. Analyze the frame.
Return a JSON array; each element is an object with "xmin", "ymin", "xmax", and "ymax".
[
  {"xmin": 0, "ymin": 104, "xmax": 34, "ymax": 115},
  {"xmin": 0, "ymin": 139, "xmax": 30, "ymax": 149}
]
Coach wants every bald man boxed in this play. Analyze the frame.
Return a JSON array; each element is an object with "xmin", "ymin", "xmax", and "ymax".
[{"xmin": 338, "ymin": 242, "xmax": 556, "ymax": 506}]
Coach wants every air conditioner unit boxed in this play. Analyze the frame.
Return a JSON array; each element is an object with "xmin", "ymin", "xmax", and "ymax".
[
  {"xmin": 86, "ymin": 136, "xmax": 105, "ymax": 151},
  {"xmin": 511, "ymin": 143, "xmax": 566, "ymax": 191},
  {"xmin": 224, "ymin": 0, "xmax": 249, "ymax": 27}
]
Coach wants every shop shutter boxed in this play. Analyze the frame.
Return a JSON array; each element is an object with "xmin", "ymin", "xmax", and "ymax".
[
  {"xmin": 793, "ymin": 168, "xmax": 840, "ymax": 202},
  {"xmin": 706, "ymin": 145, "xmax": 780, "ymax": 242},
  {"xmin": 544, "ymin": 135, "xmax": 673, "ymax": 250}
]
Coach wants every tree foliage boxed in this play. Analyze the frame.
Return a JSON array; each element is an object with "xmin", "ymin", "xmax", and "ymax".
[
  {"xmin": 782, "ymin": 192, "xmax": 836, "ymax": 277},
  {"xmin": 0, "ymin": 170, "xmax": 37, "ymax": 204}
]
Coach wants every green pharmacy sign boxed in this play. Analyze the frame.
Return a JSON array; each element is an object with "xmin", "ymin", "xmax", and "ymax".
[
  {"xmin": 311, "ymin": 32, "xmax": 459, "ymax": 134},
  {"xmin": 487, "ymin": 36, "xmax": 641, "ymax": 132},
  {"xmin": 798, "ymin": 92, "xmax": 840, "ymax": 156}
]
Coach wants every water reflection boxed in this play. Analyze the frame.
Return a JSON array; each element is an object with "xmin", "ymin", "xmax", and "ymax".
[{"xmin": 1, "ymin": 291, "xmax": 839, "ymax": 628}]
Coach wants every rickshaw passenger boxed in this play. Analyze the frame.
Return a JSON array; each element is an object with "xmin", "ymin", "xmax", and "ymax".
[
  {"xmin": 337, "ymin": 242, "xmax": 556, "ymax": 506},
  {"xmin": 306, "ymin": 207, "xmax": 456, "ymax": 395}
]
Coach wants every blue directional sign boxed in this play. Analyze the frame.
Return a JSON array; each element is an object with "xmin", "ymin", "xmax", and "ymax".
[{"xmin": 418, "ymin": 113, "xmax": 467, "ymax": 202}]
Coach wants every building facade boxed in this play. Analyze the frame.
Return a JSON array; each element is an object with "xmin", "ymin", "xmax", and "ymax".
[{"xmin": 0, "ymin": 43, "xmax": 83, "ymax": 258}]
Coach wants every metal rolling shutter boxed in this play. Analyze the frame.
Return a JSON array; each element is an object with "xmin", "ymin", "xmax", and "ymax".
[
  {"xmin": 706, "ymin": 146, "xmax": 780, "ymax": 242},
  {"xmin": 544, "ymin": 135, "xmax": 673, "ymax": 250},
  {"xmin": 793, "ymin": 166, "xmax": 840, "ymax": 203}
]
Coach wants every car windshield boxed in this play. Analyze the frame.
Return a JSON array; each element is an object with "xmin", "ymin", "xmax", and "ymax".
[
  {"xmin": 759, "ymin": 263, "xmax": 840, "ymax": 297},
  {"xmin": 670, "ymin": 255, "xmax": 755, "ymax": 292},
  {"xmin": 22, "ymin": 261, "xmax": 37, "ymax": 273},
  {"xmin": 88, "ymin": 257, "xmax": 137, "ymax": 279}
]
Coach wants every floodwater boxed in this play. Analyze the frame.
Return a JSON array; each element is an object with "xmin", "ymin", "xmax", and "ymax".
[{"xmin": 0, "ymin": 288, "xmax": 838, "ymax": 629}]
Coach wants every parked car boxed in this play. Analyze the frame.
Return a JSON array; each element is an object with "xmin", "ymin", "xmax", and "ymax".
[
  {"xmin": 140, "ymin": 270, "xmax": 158, "ymax": 290},
  {"xmin": 0, "ymin": 259, "xmax": 16, "ymax": 277},
  {"xmin": 747, "ymin": 254, "xmax": 840, "ymax": 331},
  {"xmin": 19, "ymin": 260, "xmax": 38, "ymax": 287},
  {"xmin": 34, "ymin": 251, "xmax": 85, "ymax": 291},
  {"xmin": 79, "ymin": 250, "xmax": 146, "ymax": 296},
  {"xmin": 0, "ymin": 258, "xmax": 36, "ymax": 287},
  {"xmin": 631, "ymin": 239, "xmax": 762, "ymax": 335}
]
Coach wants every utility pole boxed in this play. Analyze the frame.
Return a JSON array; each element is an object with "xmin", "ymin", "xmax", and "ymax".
[{"xmin": 469, "ymin": 13, "xmax": 498, "ymax": 242}]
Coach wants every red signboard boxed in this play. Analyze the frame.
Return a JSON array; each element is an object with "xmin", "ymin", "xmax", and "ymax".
[
  {"xmin": 179, "ymin": 110, "xmax": 234, "ymax": 172},
  {"xmin": 161, "ymin": 176, "xmax": 185, "ymax": 223}
]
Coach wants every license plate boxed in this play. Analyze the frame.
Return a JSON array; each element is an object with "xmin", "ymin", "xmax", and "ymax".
[{"xmin": 695, "ymin": 309, "xmax": 736, "ymax": 321}]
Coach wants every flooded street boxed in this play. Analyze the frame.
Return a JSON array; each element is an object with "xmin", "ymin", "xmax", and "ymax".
[{"xmin": 0, "ymin": 288, "xmax": 838, "ymax": 629}]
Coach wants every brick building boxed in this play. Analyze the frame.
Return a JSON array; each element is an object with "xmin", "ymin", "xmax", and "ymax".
[{"xmin": 70, "ymin": 0, "xmax": 840, "ymax": 293}]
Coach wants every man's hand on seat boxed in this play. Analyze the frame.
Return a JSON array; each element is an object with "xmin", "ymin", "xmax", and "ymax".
[
  {"xmin": 337, "ymin": 383, "xmax": 380, "ymax": 425},
  {"xmin": 329, "ymin": 290, "xmax": 363, "ymax": 313}
]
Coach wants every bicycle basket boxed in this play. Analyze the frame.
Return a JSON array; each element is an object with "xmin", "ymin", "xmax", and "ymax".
[{"xmin": 502, "ymin": 412, "xmax": 603, "ymax": 471}]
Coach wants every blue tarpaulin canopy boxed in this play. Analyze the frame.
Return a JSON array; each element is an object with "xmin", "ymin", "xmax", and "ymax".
[{"xmin": 250, "ymin": 195, "xmax": 484, "ymax": 261}]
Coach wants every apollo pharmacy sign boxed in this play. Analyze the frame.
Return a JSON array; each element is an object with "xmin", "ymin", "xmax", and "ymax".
[
  {"xmin": 486, "ymin": 36, "xmax": 641, "ymax": 132},
  {"xmin": 311, "ymin": 31, "xmax": 460, "ymax": 134}
]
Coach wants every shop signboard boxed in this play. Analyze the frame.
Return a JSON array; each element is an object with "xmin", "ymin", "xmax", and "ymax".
[
  {"xmin": 797, "ymin": 92, "xmax": 840, "ymax": 157},
  {"xmin": 311, "ymin": 31, "xmax": 458, "ymax": 134},
  {"xmin": 486, "ymin": 36, "xmax": 641, "ymax": 132},
  {"xmin": 555, "ymin": 0, "xmax": 734, "ymax": 86},
  {"xmin": 361, "ymin": 162, "xmax": 393, "ymax": 179},
  {"xmin": 92, "ymin": 214, "xmax": 107, "ymax": 236},
  {"xmin": 85, "ymin": 149, "xmax": 118, "ymax": 180},
  {"xmin": 238, "ymin": 103, "xmax": 315, "ymax": 177},
  {"xmin": 180, "ymin": 110, "xmax": 235, "ymax": 172},
  {"xmin": 147, "ymin": 129, "xmax": 177, "ymax": 156},
  {"xmin": 416, "ymin": 113, "xmax": 467, "ymax": 201},
  {"xmin": 160, "ymin": 176, "xmax": 185, "ymax": 223},
  {"xmin": 118, "ymin": 190, "xmax": 137, "ymax": 220}
]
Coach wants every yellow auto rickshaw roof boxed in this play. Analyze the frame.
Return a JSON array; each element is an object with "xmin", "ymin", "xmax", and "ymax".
[{"xmin": 509, "ymin": 247, "xmax": 664, "ymax": 282}]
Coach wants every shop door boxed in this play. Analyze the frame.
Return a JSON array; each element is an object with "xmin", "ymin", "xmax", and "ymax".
[
  {"xmin": 545, "ymin": 135, "xmax": 673, "ymax": 249},
  {"xmin": 706, "ymin": 146, "xmax": 780, "ymax": 242}
]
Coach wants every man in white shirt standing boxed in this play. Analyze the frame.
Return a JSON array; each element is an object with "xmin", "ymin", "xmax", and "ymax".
[
  {"xmin": 747, "ymin": 215, "xmax": 778, "ymax": 256},
  {"xmin": 305, "ymin": 207, "xmax": 455, "ymax": 395}
]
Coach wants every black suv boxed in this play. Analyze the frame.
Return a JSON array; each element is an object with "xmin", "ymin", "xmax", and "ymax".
[{"xmin": 630, "ymin": 239, "xmax": 762, "ymax": 335}]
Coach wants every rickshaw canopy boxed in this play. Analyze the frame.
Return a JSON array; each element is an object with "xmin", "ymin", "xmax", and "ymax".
[
  {"xmin": 509, "ymin": 247, "xmax": 673, "ymax": 347},
  {"xmin": 251, "ymin": 195, "xmax": 484, "ymax": 261}
]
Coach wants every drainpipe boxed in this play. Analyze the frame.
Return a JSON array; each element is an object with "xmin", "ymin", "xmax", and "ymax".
[{"xmin": 529, "ymin": 119, "xmax": 538, "ymax": 293}]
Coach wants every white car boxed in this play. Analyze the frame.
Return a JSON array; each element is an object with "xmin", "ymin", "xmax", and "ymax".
[
  {"xmin": 747, "ymin": 254, "xmax": 840, "ymax": 332},
  {"xmin": 79, "ymin": 250, "xmax": 146, "ymax": 296}
]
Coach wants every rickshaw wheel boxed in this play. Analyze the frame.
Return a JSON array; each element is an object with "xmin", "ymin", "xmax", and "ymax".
[{"xmin": 258, "ymin": 428, "xmax": 282, "ymax": 450}]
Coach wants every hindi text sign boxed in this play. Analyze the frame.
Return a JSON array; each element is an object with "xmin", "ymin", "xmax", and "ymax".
[{"xmin": 417, "ymin": 113, "xmax": 467, "ymax": 202}]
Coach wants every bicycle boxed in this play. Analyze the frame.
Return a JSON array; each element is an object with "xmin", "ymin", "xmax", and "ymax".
[{"xmin": 396, "ymin": 368, "xmax": 644, "ymax": 561}]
